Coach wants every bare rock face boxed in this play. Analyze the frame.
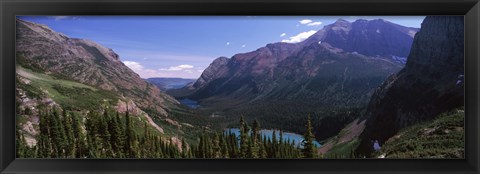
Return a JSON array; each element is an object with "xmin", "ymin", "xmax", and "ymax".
[
  {"xmin": 16, "ymin": 19, "xmax": 178, "ymax": 118},
  {"xmin": 192, "ymin": 56, "xmax": 230, "ymax": 89},
  {"xmin": 357, "ymin": 16, "xmax": 464, "ymax": 156}
]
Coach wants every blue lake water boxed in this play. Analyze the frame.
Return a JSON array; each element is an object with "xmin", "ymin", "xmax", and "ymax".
[
  {"xmin": 179, "ymin": 98, "xmax": 199, "ymax": 109},
  {"xmin": 226, "ymin": 128, "xmax": 321, "ymax": 148}
]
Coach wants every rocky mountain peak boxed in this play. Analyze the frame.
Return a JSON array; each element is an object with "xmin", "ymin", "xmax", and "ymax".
[
  {"xmin": 331, "ymin": 18, "xmax": 352, "ymax": 31},
  {"xmin": 192, "ymin": 56, "xmax": 230, "ymax": 89},
  {"xmin": 301, "ymin": 18, "xmax": 418, "ymax": 59}
]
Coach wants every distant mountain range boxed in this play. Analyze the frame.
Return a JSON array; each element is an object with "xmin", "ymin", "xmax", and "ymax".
[
  {"xmin": 166, "ymin": 19, "xmax": 420, "ymax": 140},
  {"xmin": 146, "ymin": 78, "xmax": 195, "ymax": 91},
  {"xmin": 175, "ymin": 19, "xmax": 418, "ymax": 112}
]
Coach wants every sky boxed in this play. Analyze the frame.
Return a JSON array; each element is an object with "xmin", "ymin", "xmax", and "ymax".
[{"xmin": 18, "ymin": 16, "xmax": 426, "ymax": 79}]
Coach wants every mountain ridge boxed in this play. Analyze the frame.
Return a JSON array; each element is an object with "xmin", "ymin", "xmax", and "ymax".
[
  {"xmin": 179, "ymin": 19, "xmax": 418, "ymax": 110},
  {"xmin": 16, "ymin": 19, "xmax": 179, "ymax": 117}
]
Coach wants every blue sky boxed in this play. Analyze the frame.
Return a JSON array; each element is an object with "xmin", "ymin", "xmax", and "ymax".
[{"xmin": 18, "ymin": 16, "xmax": 425, "ymax": 79}]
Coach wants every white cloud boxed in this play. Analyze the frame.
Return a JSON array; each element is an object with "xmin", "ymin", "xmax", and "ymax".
[
  {"xmin": 299, "ymin": 19, "xmax": 313, "ymax": 24},
  {"xmin": 226, "ymin": 42, "xmax": 230, "ymax": 46},
  {"xmin": 307, "ymin": 21, "xmax": 322, "ymax": 26},
  {"xmin": 299, "ymin": 19, "xmax": 322, "ymax": 27},
  {"xmin": 280, "ymin": 33, "xmax": 286, "ymax": 37},
  {"xmin": 123, "ymin": 61, "xmax": 201, "ymax": 78},
  {"xmin": 159, "ymin": 64, "xmax": 194, "ymax": 71},
  {"xmin": 241, "ymin": 45, "xmax": 246, "ymax": 48},
  {"xmin": 123, "ymin": 61, "xmax": 144, "ymax": 71},
  {"xmin": 281, "ymin": 30, "xmax": 317, "ymax": 43},
  {"xmin": 123, "ymin": 61, "xmax": 164, "ymax": 78},
  {"xmin": 50, "ymin": 16, "xmax": 79, "ymax": 21}
]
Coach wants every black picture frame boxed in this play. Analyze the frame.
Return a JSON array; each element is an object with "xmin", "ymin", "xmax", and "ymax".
[{"xmin": 1, "ymin": 0, "xmax": 479, "ymax": 173}]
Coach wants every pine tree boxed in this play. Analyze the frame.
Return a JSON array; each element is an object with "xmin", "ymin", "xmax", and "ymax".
[
  {"xmin": 271, "ymin": 130, "xmax": 278, "ymax": 158},
  {"xmin": 239, "ymin": 116, "xmax": 249, "ymax": 158},
  {"xmin": 212, "ymin": 133, "xmax": 221, "ymax": 158},
  {"xmin": 220, "ymin": 133, "xmax": 229, "ymax": 158},
  {"xmin": 50, "ymin": 109, "xmax": 67, "ymax": 157},
  {"xmin": 62, "ymin": 110, "xmax": 75, "ymax": 157},
  {"xmin": 181, "ymin": 138, "xmax": 189, "ymax": 158},
  {"xmin": 250, "ymin": 119, "xmax": 260, "ymax": 158},
  {"xmin": 16, "ymin": 127, "xmax": 26, "ymax": 158},
  {"xmin": 100, "ymin": 109, "xmax": 113, "ymax": 157},
  {"xmin": 109, "ymin": 111, "xmax": 124, "ymax": 157},
  {"xmin": 279, "ymin": 131, "xmax": 284, "ymax": 158},
  {"xmin": 72, "ymin": 113, "xmax": 86, "ymax": 158},
  {"xmin": 227, "ymin": 131, "xmax": 238, "ymax": 158},
  {"xmin": 302, "ymin": 115, "xmax": 317, "ymax": 158},
  {"xmin": 124, "ymin": 106, "xmax": 134, "ymax": 158},
  {"xmin": 37, "ymin": 109, "xmax": 52, "ymax": 158}
]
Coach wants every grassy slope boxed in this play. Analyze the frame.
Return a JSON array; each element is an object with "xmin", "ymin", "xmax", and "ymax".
[
  {"xmin": 319, "ymin": 119, "xmax": 365, "ymax": 158},
  {"xmin": 17, "ymin": 65, "xmax": 118, "ymax": 110},
  {"xmin": 373, "ymin": 108, "xmax": 464, "ymax": 158},
  {"xmin": 17, "ymin": 66, "xmax": 161, "ymax": 137}
]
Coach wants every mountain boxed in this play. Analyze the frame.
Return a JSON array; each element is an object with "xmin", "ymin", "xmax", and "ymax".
[
  {"xmin": 15, "ymin": 19, "xmax": 193, "ymax": 148},
  {"xmin": 356, "ymin": 16, "xmax": 464, "ymax": 156},
  {"xmin": 16, "ymin": 19, "xmax": 179, "ymax": 116},
  {"xmin": 146, "ymin": 78, "xmax": 195, "ymax": 91},
  {"xmin": 170, "ymin": 19, "xmax": 418, "ymax": 139},
  {"xmin": 183, "ymin": 19, "xmax": 417, "ymax": 107}
]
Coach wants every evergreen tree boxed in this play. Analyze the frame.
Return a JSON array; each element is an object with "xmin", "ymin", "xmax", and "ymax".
[
  {"xmin": 100, "ymin": 110, "xmax": 113, "ymax": 156},
  {"xmin": 220, "ymin": 133, "xmax": 229, "ymax": 158},
  {"xmin": 181, "ymin": 138, "xmax": 188, "ymax": 158},
  {"xmin": 50, "ymin": 109, "xmax": 67, "ymax": 157},
  {"xmin": 271, "ymin": 130, "xmax": 277, "ymax": 158},
  {"xmin": 279, "ymin": 131, "xmax": 284, "ymax": 158},
  {"xmin": 72, "ymin": 113, "xmax": 86, "ymax": 158},
  {"xmin": 62, "ymin": 110, "xmax": 75, "ymax": 157},
  {"xmin": 250, "ymin": 119, "xmax": 260, "ymax": 158},
  {"xmin": 239, "ymin": 116, "xmax": 249, "ymax": 158},
  {"xmin": 37, "ymin": 109, "xmax": 52, "ymax": 158},
  {"xmin": 16, "ymin": 127, "xmax": 26, "ymax": 158},
  {"xmin": 302, "ymin": 115, "xmax": 317, "ymax": 158},
  {"xmin": 109, "ymin": 111, "xmax": 124, "ymax": 157},
  {"xmin": 212, "ymin": 133, "xmax": 221, "ymax": 158},
  {"xmin": 124, "ymin": 106, "xmax": 134, "ymax": 158}
]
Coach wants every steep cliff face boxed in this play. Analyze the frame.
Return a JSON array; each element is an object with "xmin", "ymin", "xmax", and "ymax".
[
  {"xmin": 357, "ymin": 16, "xmax": 464, "ymax": 155},
  {"xmin": 192, "ymin": 56, "xmax": 230, "ymax": 89},
  {"xmin": 16, "ymin": 19, "xmax": 178, "ymax": 116}
]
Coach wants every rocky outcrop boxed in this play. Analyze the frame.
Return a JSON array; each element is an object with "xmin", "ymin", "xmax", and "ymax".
[{"xmin": 357, "ymin": 16, "xmax": 464, "ymax": 156}]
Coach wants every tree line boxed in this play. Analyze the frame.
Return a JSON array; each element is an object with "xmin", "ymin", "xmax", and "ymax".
[{"xmin": 17, "ymin": 107, "xmax": 318, "ymax": 158}]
